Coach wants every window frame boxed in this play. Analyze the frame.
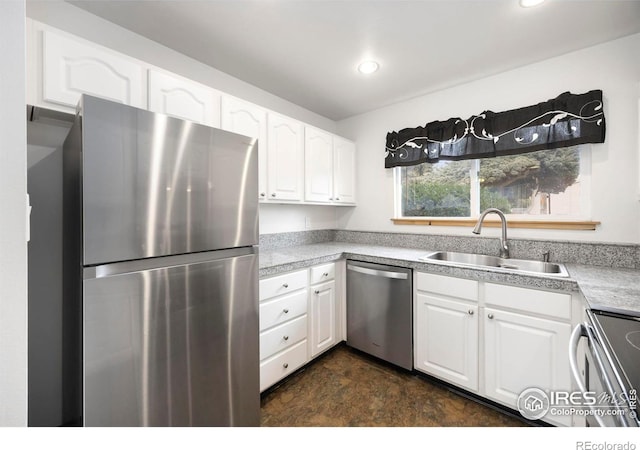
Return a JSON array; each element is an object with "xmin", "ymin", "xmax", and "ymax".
[{"xmin": 393, "ymin": 145, "xmax": 597, "ymax": 229}]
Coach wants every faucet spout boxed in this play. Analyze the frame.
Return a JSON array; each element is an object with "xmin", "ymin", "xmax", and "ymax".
[{"xmin": 472, "ymin": 208, "xmax": 510, "ymax": 259}]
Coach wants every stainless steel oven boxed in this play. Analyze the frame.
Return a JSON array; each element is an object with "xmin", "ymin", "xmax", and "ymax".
[{"xmin": 569, "ymin": 309, "xmax": 639, "ymax": 427}]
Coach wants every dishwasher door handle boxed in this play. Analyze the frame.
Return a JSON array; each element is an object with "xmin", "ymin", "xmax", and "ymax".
[{"xmin": 347, "ymin": 264, "xmax": 408, "ymax": 280}]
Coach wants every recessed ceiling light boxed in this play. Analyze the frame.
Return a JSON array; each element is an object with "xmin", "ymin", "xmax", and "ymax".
[
  {"xmin": 520, "ymin": 0, "xmax": 545, "ymax": 7},
  {"xmin": 358, "ymin": 61, "xmax": 379, "ymax": 75}
]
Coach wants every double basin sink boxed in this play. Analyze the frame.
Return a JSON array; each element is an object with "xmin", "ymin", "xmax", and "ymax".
[{"xmin": 420, "ymin": 251, "xmax": 569, "ymax": 277}]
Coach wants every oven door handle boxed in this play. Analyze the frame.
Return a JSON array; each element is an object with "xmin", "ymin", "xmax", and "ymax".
[{"xmin": 569, "ymin": 323, "xmax": 608, "ymax": 427}]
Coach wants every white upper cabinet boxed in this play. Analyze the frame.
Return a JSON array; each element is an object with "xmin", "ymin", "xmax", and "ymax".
[
  {"xmin": 42, "ymin": 30, "xmax": 144, "ymax": 110},
  {"xmin": 29, "ymin": 22, "xmax": 357, "ymax": 206},
  {"xmin": 148, "ymin": 70, "xmax": 221, "ymax": 127},
  {"xmin": 221, "ymin": 96, "xmax": 268, "ymax": 199},
  {"xmin": 332, "ymin": 137, "xmax": 356, "ymax": 204},
  {"xmin": 304, "ymin": 127, "xmax": 334, "ymax": 203},
  {"xmin": 304, "ymin": 128, "xmax": 357, "ymax": 205},
  {"xmin": 267, "ymin": 113, "xmax": 304, "ymax": 201}
]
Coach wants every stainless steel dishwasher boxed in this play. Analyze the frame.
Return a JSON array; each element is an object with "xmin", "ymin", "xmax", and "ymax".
[{"xmin": 346, "ymin": 260, "xmax": 413, "ymax": 370}]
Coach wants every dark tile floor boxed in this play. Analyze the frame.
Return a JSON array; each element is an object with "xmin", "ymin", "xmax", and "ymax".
[{"xmin": 261, "ymin": 344, "xmax": 527, "ymax": 427}]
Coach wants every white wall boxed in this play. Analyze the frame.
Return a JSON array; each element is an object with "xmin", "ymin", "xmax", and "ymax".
[
  {"xmin": 259, "ymin": 204, "xmax": 338, "ymax": 234},
  {"xmin": 337, "ymin": 33, "xmax": 640, "ymax": 244},
  {"xmin": 26, "ymin": 1, "xmax": 342, "ymax": 235},
  {"xmin": 0, "ymin": 0, "xmax": 28, "ymax": 426}
]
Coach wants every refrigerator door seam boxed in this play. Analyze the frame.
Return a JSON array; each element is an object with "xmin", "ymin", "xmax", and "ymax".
[{"xmin": 84, "ymin": 246, "xmax": 258, "ymax": 279}]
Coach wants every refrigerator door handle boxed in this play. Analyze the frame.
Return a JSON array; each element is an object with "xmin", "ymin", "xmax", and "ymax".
[{"xmin": 84, "ymin": 246, "xmax": 258, "ymax": 279}]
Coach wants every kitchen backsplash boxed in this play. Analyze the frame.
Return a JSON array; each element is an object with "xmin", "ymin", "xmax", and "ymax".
[
  {"xmin": 260, "ymin": 229, "xmax": 640, "ymax": 269},
  {"xmin": 259, "ymin": 229, "xmax": 336, "ymax": 251}
]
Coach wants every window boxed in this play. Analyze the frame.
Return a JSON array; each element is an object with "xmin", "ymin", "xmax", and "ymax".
[{"xmin": 396, "ymin": 146, "xmax": 591, "ymax": 220}]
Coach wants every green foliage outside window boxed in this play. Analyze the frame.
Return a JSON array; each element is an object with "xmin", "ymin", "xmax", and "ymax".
[{"xmin": 401, "ymin": 147, "xmax": 580, "ymax": 217}]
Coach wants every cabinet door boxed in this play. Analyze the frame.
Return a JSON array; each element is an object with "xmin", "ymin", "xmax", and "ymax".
[
  {"xmin": 309, "ymin": 280, "xmax": 336, "ymax": 357},
  {"xmin": 267, "ymin": 113, "xmax": 304, "ymax": 201},
  {"xmin": 260, "ymin": 340, "xmax": 308, "ymax": 393},
  {"xmin": 414, "ymin": 293, "xmax": 478, "ymax": 391},
  {"xmin": 43, "ymin": 31, "xmax": 144, "ymax": 109},
  {"xmin": 484, "ymin": 307, "xmax": 571, "ymax": 425},
  {"xmin": 304, "ymin": 127, "xmax": 334, "ymax": 203},
  {"xmin": 148, "ymin": 70, "xmax": 221, "ymax": 127},
  {"xmin": 333, "ymin": 137, "xmax": 356, "ymax": 204},
  {"xmin": 221, "ymin": 96, "xmax": 268, "ymax": 200}
]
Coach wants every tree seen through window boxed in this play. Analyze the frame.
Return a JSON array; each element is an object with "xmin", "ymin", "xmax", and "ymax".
[{"xmin": 400, "ymin": 147, "xmax": 581, "ymax": 217}]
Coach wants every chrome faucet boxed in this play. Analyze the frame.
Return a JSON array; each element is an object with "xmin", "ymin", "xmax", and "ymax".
[{"xmin": 472, "ymin": 208, "xmax": 510, "ymax": 259}]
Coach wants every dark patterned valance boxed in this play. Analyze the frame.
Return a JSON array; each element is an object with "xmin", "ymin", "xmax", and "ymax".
[{"xmin": 385, "ymin": 90, "xmax": 605, "ymax": 168}]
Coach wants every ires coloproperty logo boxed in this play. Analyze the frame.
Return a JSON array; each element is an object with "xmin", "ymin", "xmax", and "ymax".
[
  {"xmin": 517, "ymin": 388, "xmax": 551, "ymax": 420},
  {"xmin": 516, "ymin": 387, "xmax": 638, "ymax": 421}
]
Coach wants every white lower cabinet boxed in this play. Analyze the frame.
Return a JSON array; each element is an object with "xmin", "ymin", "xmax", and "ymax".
[
  {"xmin": 260, "ymin": 315, "xmax": 308, "ymax": 361},
  {"xmin": 414, "ymin": 272, "xmax": 575, "ymax": 426},
  {"xmin": 259, "ymin": 262, "xmax": 342, "ymax": 392},
  {"xmin": 259, "ymin": 268, "xmax": 308, "ymax": 392},
  {"xmin": 259, "ymin": 290, "xmax": 307, "ymax": 330},
  {"xmin": 414, "ymin": 293, "xmax": 478, "ymax": 391},
  {"xmin": 309, "ymin": 280, "xmax": 336, "ymax": 358},
  {"xmin": 483, "ymin": 306, "xmax": 572, "ymax": 426},
  {"xmin": 260, "ymin": 341, "xmax": 308, "ymax": 393}
]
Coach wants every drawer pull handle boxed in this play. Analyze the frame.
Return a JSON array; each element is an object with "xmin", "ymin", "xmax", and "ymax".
[
  {"xmin": 283, "ymin": 335, "xmax": 289, "ymax": 341},
  {"xmin": 283, "ymin": 363, "xmax": 289, "ymax": 369},
  {"xmin": 283, "ymin": 309, "xmax": 289, "ymax": 314},
  {"xmin": 323, "ymin": 272, "xmax": 329, "ymax": 277},
  {"xmin": 282, "ymin": 283, "xmax": 289, "ymax": 288},
  {"xmin": 271, "ymin": 193, "xmax": 276, "ymax": 197},
  {"xmin": 468, "ymin": 309, "xmax": 474, "ymax": 315},
  {"xmin": 314, "ymin": 289, "xmax": 320, "ymax": 294},
  {"xmin": 488, "ymin": 313, "xmax": 494, "ymax": 319}
]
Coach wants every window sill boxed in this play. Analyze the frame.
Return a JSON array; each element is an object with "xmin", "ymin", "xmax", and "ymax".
[{"xmin": 390, "ymin": 218, "xmax": 600, "ymax": 230}]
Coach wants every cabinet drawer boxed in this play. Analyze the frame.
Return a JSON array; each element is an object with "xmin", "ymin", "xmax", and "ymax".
[
  {"xmin": 260, "ymin": 315, "xmax": 307, "ymax": 360},
  {"xmin": 310, "ymin": 263, "xmax": 335, "ymax": 284},
  {"xmin": 259, "ymin": 289, "xmax": 307, "ymax": 331},
  {"xmin": 484, "ymin": 283, "xmax": 571, "ymax": 320},
  {"xmin": 416, "ymin": 272, "xmax": 478, "ymax": 301},
  {"xmin": 259, "ymin": 269, "xmax": 307, "ymax": 301},
  {"xmin": 260, "ymin": 340, "xmax": 308, "ymax": 392}
]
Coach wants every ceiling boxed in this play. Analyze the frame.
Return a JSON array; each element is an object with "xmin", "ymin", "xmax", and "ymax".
[{"xmin": 67, "ymin": 0, "xmax": 640, "ymax": 121}]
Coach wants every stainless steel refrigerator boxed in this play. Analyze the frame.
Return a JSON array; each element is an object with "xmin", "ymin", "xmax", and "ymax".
[{"xmin": 62, "ymin": 95, "xmax": 260, "ymax": 426}]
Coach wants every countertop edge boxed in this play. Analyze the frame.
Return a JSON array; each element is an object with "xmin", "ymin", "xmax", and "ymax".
[{"xmin": 259, "ymin": 243, "xmax": 640, "ymax": 316}]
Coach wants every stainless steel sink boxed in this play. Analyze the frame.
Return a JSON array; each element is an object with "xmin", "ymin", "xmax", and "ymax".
[{"xmin": 420, "ymin": 251, "xmax": 569, "ymax": 277}]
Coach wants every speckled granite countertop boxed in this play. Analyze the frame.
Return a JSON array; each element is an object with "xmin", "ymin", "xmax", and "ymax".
[
  {"xmin": 564, "ymin": 264, "xmax": 640, "ymax": 316},
  {"xmin": 259, "ymin": 242, "xmax": 640, "ymax": 316}
]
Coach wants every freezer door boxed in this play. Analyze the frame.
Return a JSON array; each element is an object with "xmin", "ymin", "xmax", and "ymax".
[
  {"xmin": 83, "ymin": 250, "xmax": 259, "ymax": 426},
  {"xmin": 79, "ymin": 95, "xmax": 258, "ymax": 265}
]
